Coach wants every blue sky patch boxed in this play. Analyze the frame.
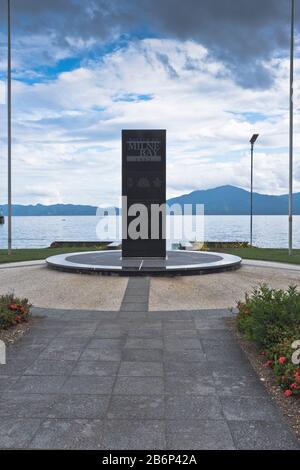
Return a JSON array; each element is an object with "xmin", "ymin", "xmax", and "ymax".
[
  {"xmin": 113, "ymin": 93, "xmax": 154, "ymax": 103},
  {"xmin": 228, "ymin": 111, "xmax": 268, "ymax": 123}
]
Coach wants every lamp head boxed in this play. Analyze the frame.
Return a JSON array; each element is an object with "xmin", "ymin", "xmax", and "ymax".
[{"xmin": 250, "ymin": 134, "xmax": 259, "ymax": 145}]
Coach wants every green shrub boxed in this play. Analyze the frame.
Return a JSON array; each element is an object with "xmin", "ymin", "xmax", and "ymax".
[
  {"xmin": 0, "ymin": 294, "xmax": 32, "ymax": 330},
  {"xmin": 236, "ymin": 284, "xmax": 300, "ymax": 397},
  {"xmin": 237, "ymin": 284, "xmax": 300, "ymax": 349}
]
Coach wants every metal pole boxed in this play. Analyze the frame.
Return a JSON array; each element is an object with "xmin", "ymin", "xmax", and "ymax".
[
  {"xmin": 289, "ymin": 0, "xmax": 295, "ymax": 256},
  {"xmin": 7, "ymin": 0, "xmax": 12, "ymax": 255},
  {"xmin": 250, "ymin": 142, "xmax": 254, "ymax": 246}
]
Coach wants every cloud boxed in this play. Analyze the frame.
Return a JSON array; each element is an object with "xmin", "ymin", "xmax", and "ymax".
[
  {"xmin": 24, "ymin": 184, "xmax": 62, "ymax": 205},
  {"xmin": 0, "ymin": 37, "xmax": 299, "ymax": 205},
  {"xmin": 0, "ymin": 0, "xmax": 295, "ymax": 88}
]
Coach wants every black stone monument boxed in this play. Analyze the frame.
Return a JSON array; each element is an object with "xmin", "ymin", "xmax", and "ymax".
[{"xmin": 122, "ymin": 129, "xmax": 166, "ymax": 258}]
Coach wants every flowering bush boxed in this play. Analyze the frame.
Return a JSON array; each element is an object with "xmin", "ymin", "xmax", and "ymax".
[
  {"xmin": 0, "ymin": 294, "xmax": 31, "ymax": 330},
  {"xmin": 265, "ymin": 338, "xmax": 300, "ymax": 397},
  {"xmin": 236, "ymin": 284, "xmax": 300, "ymax": 397}
]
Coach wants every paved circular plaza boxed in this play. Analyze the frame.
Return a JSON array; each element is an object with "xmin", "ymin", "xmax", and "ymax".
[{"xmin": 0, "ymin": 259, "xmax": 300, "ymax": 310}]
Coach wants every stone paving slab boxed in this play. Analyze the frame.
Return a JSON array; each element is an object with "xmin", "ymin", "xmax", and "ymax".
[
  {"xmin": 29, "ymin": 418, "xmax": 105, "ymax": 450},
  {"xmin": 0, "ymin": 276, "xmax": 299, "ymax": 450},
  {"xmin": 47, "ymin": 394, "xmax": 111, "ymax": 419},
  {"xmin": 166, "ymin": 419, "xmax": 235, "ymax": 450},
  {"xmin": 0, "ymin": 393, "xmax": 57, "ymax": 418},
  {"xmin": 227, "ymin": 420, "xmax": 300, "ymax": 450},
  {"xmin": 101, "ymin": 419, "xmax": 165, "ymax": 450},
  {"xmin": 107, "ymin": 395, "xmax": 164, "ymax": 420}
]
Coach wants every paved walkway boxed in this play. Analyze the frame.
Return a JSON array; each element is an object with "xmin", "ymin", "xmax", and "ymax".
[
  {"xmin": 242, "ymin": 259, "xmax": 300, "ymax": 271},
  {"xmin": 0, "ymin": 277, "xmax": 299, "ymax": 450}
]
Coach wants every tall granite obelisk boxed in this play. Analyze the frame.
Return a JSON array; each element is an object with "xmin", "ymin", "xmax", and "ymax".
[{"xmin": 122, "ymin": 130, "xmax": 166, "ymax": 259}]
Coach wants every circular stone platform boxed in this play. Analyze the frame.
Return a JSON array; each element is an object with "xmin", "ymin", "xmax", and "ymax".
[{"xmin": 46, "ymin": 250, "xmax": 242, "ymax": 276}]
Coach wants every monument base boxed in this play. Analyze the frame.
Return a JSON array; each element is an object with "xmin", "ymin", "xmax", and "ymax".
[{"xmin": 46, "ymin": 250, "xmax": 242, "ymax": 276}]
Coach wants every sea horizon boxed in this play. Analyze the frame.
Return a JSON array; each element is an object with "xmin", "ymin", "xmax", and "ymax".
[{"xmin": 0, "ymin": 214, "xmax": 299, "ymax": 249}]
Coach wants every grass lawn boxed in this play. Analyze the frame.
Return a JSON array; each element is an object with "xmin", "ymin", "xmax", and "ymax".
[
  {"xmin": 221, "ymin": 247, "xmax": 300, "ymax": 265},
  {"xmin": 0, "ymin": 245, "xmax": 106, "ymax": 264},
  {"xmin": 1, "ymin": 246, "xmax": 300, "ymax": 266}
]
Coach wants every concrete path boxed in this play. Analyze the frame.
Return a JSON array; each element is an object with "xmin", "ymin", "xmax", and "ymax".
[
  {"xmin": 0, "ymin": 260, "xmax": 46, "ymax": 269},
  {"xmin": 0, "ymin": 277, "xmax": 299, "ymax": 450},
  {"xmin": 242, "ymin": 259, "xmax": 300, "ymax": 271}
]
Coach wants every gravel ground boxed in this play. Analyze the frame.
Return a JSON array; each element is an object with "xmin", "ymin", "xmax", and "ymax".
[
  {"xmin": 1, "ymin": 262, "xmax": 300, "ymax": 312},
  {"xmin": 227, "ymin": 319, "xmax": 300, "ymax": 443},
  {"xmin": 0, "ymin": 321, "xmax": 32, "ymax": 346},
  {"xmin": 149, "ymin": 264, "xmax": 300, "ymax": 310},
  {"xmin": 0, "ymin": 265, "xmax": 128, "ymax": 310}
]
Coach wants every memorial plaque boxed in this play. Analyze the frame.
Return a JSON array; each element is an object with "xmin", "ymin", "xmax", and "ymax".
[{"xmin": 122, "ymin": 129, "xmax": 166, "ymax": 258}]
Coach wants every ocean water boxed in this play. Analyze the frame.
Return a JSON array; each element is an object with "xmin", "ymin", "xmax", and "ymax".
[{"xmin": 0, "ymin": 215, "xmax": 299, "ymax": 249}]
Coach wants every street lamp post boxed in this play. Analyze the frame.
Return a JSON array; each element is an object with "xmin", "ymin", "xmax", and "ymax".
[
  {"xmin": 7, "ymin": 0, "xmax": 12, "ymax": 255},
  {"xmin": 289, "ymin": 0, "xmax": 295, "ymax": 256},
  {"xmin": 250, "ymin": 134, "xmax": 259, "ymax": 247}
]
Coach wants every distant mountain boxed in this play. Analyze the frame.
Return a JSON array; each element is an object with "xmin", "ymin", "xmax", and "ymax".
[
  {"xmin": 167, "ymin": 185, "xmax": 296, "ymax": 215},
  {"xmin": 0, "ymin": 203, "xmax": 98, "ymax": 216},
  {"xmin": 0, "ymin": 185, "xmax": 298, "ymax": 215}
]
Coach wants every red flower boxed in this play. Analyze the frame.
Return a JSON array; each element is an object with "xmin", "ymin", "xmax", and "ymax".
[
  {"xmin": 278, "ymin": 357, "xmax": 286, "ymax": 364},
  {"xmin": 294, "ymin": 371, "xmax": 300, "ymax": 382},
  {"xmin": 265, "ymin": 360, "xmax": 273, "ymax": 367},
  {"xmin": 291, "ymin": 383, "xmax": 298, "ymax": 390},
  {"xmin": 19, "ymin": 305, "xmax": 25, "ymax": 313},
  {"xmin": 16, "ymin": 314, "xmax": 22, "ymax": 322},
  {"xmin": 9, "ymin": 303, "xmax": 18, "ymax": 311},
  {"xmin": 284, "ymin": 389, "xmax": 293, "ymax": 397}
]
